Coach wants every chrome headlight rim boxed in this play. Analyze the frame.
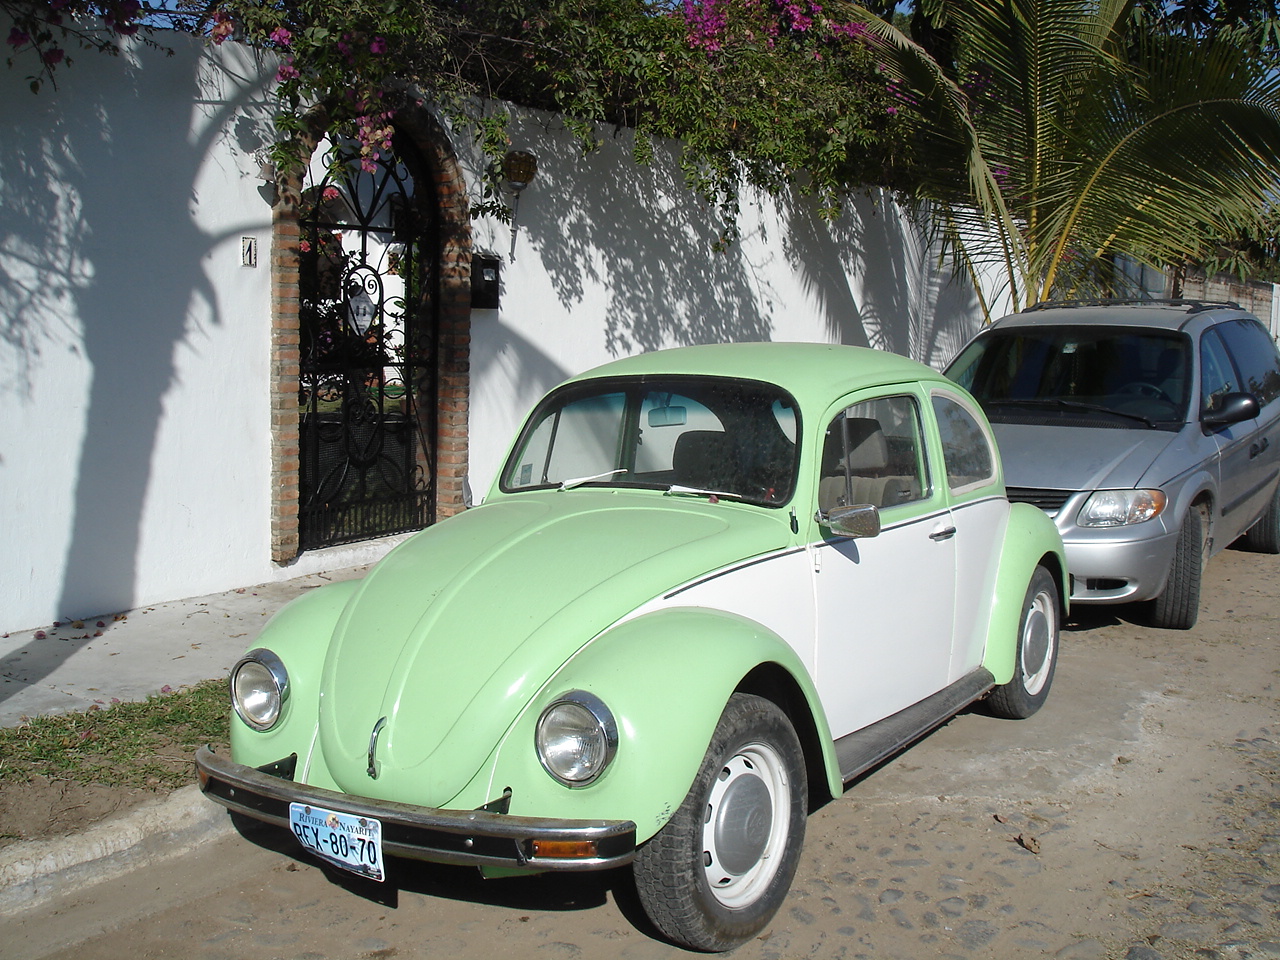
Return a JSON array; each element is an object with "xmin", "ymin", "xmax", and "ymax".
[
  {"xmin": 229, "ymin": 647, "xmax": 290, "ymax": 731},
  {"xmin": 1076, "ymin": 488, "xmax": 1167, "ymax": 528},
  {"xmin": 535, "ymin": 689, "xmax": 618, "ymax": 788}
]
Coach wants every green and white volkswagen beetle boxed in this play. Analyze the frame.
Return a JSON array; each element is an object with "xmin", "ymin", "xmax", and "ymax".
[{"xmin": 196, "ymin": 342, "xmax": 1067, "ymax": 951}]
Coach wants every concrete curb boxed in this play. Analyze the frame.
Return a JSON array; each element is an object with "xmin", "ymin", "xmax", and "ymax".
[{"xmin": 0, "ymin": 784, "xmax": 233, "ymax": 918}]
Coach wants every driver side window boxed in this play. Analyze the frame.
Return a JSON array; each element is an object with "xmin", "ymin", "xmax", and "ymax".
[{"xmin": 819, "ymin": 396, "xmax": 928, "ymax": 513}]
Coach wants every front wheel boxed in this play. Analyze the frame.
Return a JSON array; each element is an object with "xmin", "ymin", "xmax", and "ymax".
[
  {"xmin": 1149, "ymin": 506, "xmax": 1205, "ymax": 630},
  {"xmin": 632, "ymin": 693, "xmax": 807, "ymax": 952},
  {"xmin": 984, "ymin": 565, "xmax": 1059, "ymax": 719}
]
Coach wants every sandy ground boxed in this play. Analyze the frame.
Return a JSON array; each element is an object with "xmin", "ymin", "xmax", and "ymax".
[{"xmin": 1, "ymin": 547, "xmax": 1277, "ymax": 960}]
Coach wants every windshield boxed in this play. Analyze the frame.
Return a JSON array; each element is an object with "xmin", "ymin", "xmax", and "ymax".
[
  {"xmin": 946, "ymin": 325, "xmax": 1191, "ymax": 428},
  {"xmin": 501, "ymin": 376, "xmax": 800, "ymax": 506}
]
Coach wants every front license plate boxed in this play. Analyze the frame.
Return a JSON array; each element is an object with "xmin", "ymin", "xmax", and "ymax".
[{"xmin": 289, "ymin": 802, "xmax": 385, "ymax": 882}]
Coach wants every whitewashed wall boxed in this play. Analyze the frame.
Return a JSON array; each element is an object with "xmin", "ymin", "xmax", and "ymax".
[
  {"xmin": 0, "ymin": 33, "xmax": 999, "ymax": 633},
  {"xmin": 0, "ymin": 33, "xmax": 288, "ymax": 632}
]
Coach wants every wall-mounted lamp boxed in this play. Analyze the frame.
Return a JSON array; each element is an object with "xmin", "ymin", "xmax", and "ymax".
[{"xmin": 502, "ymin": 149, "xmax": 538, "ymax": 260}]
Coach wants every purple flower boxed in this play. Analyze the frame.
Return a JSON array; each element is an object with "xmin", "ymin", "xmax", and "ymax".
[
  {"xmin": 270, "ymin": 27, "xmax": 292, "ymax": 46},
  {"xmin": 276, "ymin": 59, "xmax": 300, "ymax": 81},
  {"xmin": 369, "ymin": 36, "xmax": 387, "ymax": 54},
  {"xmin": 42, "ymin": 47, "xmax": 65, "ymax": 65},
  {"xmin": 7, "ymin": 26, "xmax": 31, "ymax": 48}
]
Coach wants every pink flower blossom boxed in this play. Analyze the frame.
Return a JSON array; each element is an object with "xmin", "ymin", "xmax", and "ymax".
[
  {"xmin": 361, "ymin": 158, "xmax": 378, "ymax": 174},
  {"xmin": 211, "ymin": 11, "xmax": 234, "ymax": 44},
  {"xmin": 370, "ymin": 37, "xmax": 387, "ymax": 54},
  {"xmin": 7, "ymin": 26, "xmax": 31, "ymax": 48},
  {"xmin": 276, "ymin": 59, "xmax": 300, "ymax": 82},
  {"xmin": 299, "ymin": 240, "xmax": 312, "ymax": 252},
  {"xmin": 322, "ymin": 186, "xmax": 340, "ymax": 201},
  {"xmin": 270, "ymin": 27, "xmax": 292, "ymax": 46}
]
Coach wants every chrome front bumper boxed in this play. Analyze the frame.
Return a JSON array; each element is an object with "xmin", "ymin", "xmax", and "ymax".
[{"xmin": 195, "ymin": 746, "xmax": 637, "ymax": 872}]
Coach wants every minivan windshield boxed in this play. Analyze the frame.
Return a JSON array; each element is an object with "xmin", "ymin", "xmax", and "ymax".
[
  {"xmin": 946, "ymin": 326, "xmax": 1191, "ymax": 429},
  {"xmin": 501, "ymin": 376, "xmax": 800, "ymax": 506}
]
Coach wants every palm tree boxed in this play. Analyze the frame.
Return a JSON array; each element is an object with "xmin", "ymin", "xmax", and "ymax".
[{"xmin": 846, "ymin": 0, "xmax": 1280, "ymax": 315}]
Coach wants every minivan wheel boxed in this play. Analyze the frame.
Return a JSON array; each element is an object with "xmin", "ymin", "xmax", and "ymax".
[
  {"xmin": 1149, "ymin": 506, "xmax": 1205, "ymax": 630},
  {"xmin": 1242, "ymin": 483, "xmax": 1280, "ymax": 554}
]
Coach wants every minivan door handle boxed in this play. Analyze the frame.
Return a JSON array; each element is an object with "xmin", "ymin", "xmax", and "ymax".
[
  {"xmin": 1251, "ymin": 438, "xmax": 1270, "ymax": 459},
  {"xmin": 930, "ymin": 525, "xmax": 957, "ymax": 541}
]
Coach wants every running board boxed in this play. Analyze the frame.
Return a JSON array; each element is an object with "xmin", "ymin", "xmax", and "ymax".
[{"xmin": 834, "ymin": 668, "xmax": 996, "ymax": 784}]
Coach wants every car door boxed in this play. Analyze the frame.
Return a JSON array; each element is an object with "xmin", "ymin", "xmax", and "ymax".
[
  {"xmin": 1212, "ymin": 319, "xmax": 1280, "ymax": 537},
  {"xmin": 1200, "ymin": 323, "xmax": 1266, "ymax": 545},
  {"xmin": 810, "ymin": 387, "xmax": 957, "ymax": 739},
  {"xmin": 929, "ymin": 389, "xmax": 1010, "ymax": 680}
]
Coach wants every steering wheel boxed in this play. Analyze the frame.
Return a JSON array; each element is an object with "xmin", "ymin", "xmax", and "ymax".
[{"xmin": 1118, "ymin": 382, "xmax": 1172, "ymax": 403}]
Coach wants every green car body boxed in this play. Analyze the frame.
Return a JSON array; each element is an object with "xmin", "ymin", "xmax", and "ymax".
[{"xmin": 198, "ymin": 342, "xmax": 1066, "ymax": 950}]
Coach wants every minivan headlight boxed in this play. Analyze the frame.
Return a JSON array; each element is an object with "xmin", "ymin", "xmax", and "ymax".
[
  {"xmin": 230, "ymin": 648, "xmax": 289, "ymax": 731},
  {"xmin": 535, "ymin": 691, "xmax": 618, "ymax": 787},
  {"xmin": 1077, "ymin": 489, "xmax": 1167, "ymax": 527}
]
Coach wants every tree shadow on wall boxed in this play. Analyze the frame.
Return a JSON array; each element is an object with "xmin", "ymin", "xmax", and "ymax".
[
  {"xmin": 507, "ymin": 115, "xmax": 776, "ymax": 357},
  {"xmin": 780, "ymin": 187, "xmax": 986, "ymax": 368},
  {"xmin": 0, "ymin": 38, "xmax": 274, "ymax": 695}
]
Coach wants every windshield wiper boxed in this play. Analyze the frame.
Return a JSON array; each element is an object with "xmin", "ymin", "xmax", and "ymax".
[
  {"xmin": 986, "ymin": 398, "xmax": 1155, "ymax": 427},
  {"xmin": 559, "ymin": 468, "xmax": 628, "ymax": 491},
  {"xmin": 665, "ymin": 485, "xmax": 743, "ymax": 500}
]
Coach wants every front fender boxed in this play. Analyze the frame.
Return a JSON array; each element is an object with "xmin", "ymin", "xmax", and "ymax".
[
  {"xmin": 463, "ymin": 607, "xmax": 837, "ymax": 846},
  {"xmin": 982, "ymin": 502, "xmax": 1068, "ymax": 684},
  {"xmin": 228, "ymin": 578, "xmax": 361, "ymax": 787}
]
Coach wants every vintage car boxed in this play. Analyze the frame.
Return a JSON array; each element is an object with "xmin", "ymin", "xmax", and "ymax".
[{"xmin": 196, "ymin": 342, "xmax": 1067, "ymax": 951}]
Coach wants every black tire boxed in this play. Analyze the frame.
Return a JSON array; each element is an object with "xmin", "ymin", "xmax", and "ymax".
[
  {"xmin": 632, "ymin": 693, "xmax": 807, "ymax": 952},
  {"xmin": 1149, "ymin": 505, "xmax": 1205, "ymax": 630},
  {"xmin": 984, "ymin": 565, "xmax": 1059, "ymax": 719},
  {"xmin": 1242, "ymin": 483, "xmax": 1280, "ymax": 554}
]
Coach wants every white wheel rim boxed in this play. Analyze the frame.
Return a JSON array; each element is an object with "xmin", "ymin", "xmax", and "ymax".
[
  {"xmin": 1021, "ymin": 587, "xmax": 1056, "ymax": 696},
  {"xmin": 701, "ymin": 741, "xmax": 791, "ymax": 908}
]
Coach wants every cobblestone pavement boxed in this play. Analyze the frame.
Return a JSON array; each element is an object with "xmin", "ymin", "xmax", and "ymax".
[{"xmin": 1, "ymin": 548, "xmax": 1277, "ymax": 960}]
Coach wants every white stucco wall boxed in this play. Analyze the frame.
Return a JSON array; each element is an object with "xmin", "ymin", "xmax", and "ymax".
[
  {"xmin": 1, "ymin": 35, "xmax": 1000, "ymax": 633},
  {"xmin": 1, "ymin": 33, "xmax": 284, "ymax": 630}
]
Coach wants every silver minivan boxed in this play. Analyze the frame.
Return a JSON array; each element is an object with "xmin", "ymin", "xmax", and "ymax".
[{"xmin": 946, "ymin": 299, "xmax": 1280, "ymax": 628}]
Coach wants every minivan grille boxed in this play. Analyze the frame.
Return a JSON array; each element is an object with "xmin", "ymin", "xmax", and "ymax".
[{"xmin": 1006, "ymin": 487, "xmax": 1074, "ymax": 513}]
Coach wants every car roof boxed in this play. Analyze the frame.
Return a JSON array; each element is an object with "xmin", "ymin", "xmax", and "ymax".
[
  {"xmin": 565, "ymin": 342, "xmax": 952, "ymax": 408},
  {"xmin": 988, "ymin": 299, "xmax": 1257, "ymax": 334}
]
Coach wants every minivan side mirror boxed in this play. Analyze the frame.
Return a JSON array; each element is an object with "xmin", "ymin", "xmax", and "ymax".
[{"xmin": 1202, "ymin": 392, "xmax": 1260, "ymax": 430}]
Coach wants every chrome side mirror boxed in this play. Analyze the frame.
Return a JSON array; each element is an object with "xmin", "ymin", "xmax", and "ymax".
[{"xmin": 819, "ymin": 503, "xmax": 881, "ymax": 538}]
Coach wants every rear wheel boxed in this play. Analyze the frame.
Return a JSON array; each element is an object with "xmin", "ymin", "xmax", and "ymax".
[
  {"xmin": 1242, "ymin": 484, "xmax": 1280, "ymax": 554},
  {"xmin": 632, "ymin": 693, "xmax": 807, "ymax": 952},
  {"xmin": 1149, "ymin": 506, "xmax": 1206, "ymax": 630},
  {"xmin": 984, "ymin": 565, "xmax": 1059, "ymax": 719}
]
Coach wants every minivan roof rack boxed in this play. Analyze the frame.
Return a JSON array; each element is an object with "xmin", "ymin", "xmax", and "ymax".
[{"xmin": 1021, "ymin": 298, "xmax": 1241, "ymax": 314}]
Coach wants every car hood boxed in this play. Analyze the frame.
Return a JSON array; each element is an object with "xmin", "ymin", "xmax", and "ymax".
[
  {"xmin": 992, "ymin": 422, "xmax": 1177, "ymax": 491},
  {"xmin": 316, "ymin": 491, "xmax": 786, "ymax": 802}
]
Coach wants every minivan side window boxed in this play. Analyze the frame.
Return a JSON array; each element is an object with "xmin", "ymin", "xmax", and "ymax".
[
  {"xmin": 1214, "ymin": 319, "xmax": 1280, "ymax": 406},
  {"xmin": 1200, "ymin": 330, "xmax": 1242, "ymax": 414}
]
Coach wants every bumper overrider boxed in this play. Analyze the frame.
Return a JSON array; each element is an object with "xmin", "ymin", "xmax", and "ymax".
[{"xmin": 194, "ymin": 746, "xmax": 637, "ymax": 871}]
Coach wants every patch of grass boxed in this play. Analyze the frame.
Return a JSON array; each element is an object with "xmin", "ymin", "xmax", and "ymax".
[{"xmin": 0, "ymin": 679, "xmax": 230, "ymax": 790}]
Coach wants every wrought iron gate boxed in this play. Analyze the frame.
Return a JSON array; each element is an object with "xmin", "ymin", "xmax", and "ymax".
[{"xmin": 297, "ymin": 134, "xmax": 438, "ymax": 551}]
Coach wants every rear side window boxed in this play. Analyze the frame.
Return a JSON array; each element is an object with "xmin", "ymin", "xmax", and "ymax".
[
  {"xmin": 932, "ymin": 394, "xmax": 998, "ymax": 493},
  {"xmin": 1213, "ymin": 319, "xmax": 1280, "ymax": 406}
]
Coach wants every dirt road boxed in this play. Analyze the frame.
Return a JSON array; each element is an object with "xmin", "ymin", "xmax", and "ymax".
[{"xmin": 3, "ymin": 548, "xmax": 1278, "ymax": 960}]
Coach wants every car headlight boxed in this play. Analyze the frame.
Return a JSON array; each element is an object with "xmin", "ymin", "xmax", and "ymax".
[
  {"xmin": 535, "ymin": 691, "xmax": 618, "ymax": 787},
  {"xmin": 1077, "ymin": 489, "xmax": 1167, "ymax": 527},
  {"xmin": 229, "ymin": 648, "xmax": 289, "ymax": 731}
]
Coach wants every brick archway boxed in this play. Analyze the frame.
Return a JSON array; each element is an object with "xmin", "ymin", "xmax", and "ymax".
[{"xmin": 268, "ymin": 107, "xmax": 473, "ymax": 563}]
